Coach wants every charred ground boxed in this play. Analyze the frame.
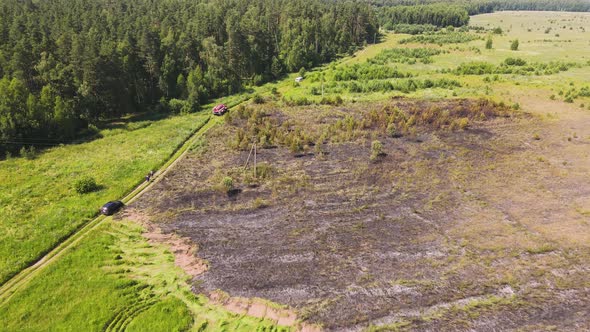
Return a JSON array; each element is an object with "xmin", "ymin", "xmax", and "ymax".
[{"xmin": 130, "ymin": 98, "xmax": 590, "ymax": 331}]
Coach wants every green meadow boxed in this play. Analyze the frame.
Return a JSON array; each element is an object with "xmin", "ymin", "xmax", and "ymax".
[
  {"xmin": 0, "ymin": 112, "xmax": 209, "ymax": 284},
  {"xmin": 0, "ymin": 220, "xmax": 287, "ymax": 331}
]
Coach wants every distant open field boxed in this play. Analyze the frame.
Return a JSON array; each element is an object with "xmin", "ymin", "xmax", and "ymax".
[
  {"xmin": 275, "ymin": 11, "xmax": 590, "ymax": 108},
  {"xmin": 2, "ymin": 10, "xmax": 590, "ymax": 331}
]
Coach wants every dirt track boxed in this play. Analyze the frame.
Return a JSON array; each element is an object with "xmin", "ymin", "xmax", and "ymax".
[
  {"xmin": 0, "ymin": 116, "xmax": 217, "ymax": 307},
  {"xmin": 131, "ymin": 98, "xmax": 590, "ymax": 331}
]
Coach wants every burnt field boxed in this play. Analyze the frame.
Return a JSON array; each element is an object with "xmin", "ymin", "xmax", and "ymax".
[{"xmin": 129, "ymin": 98, "xmax": 590, "ymax": 331}]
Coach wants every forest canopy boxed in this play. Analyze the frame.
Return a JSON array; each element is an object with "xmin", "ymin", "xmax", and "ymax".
[
  {"xmin": 3, "ymin": 0, "xmax": 590, "ymax": 156},
  {"xmin": 377, "ymin": 4, "xmax": 470, "ymax": 28},
  {"xmin": 371, "ymin": 0, "xmax": 590, "ymax": 15},
  {"xmin": 375, "ymin": 0, "xmax": 590, "ymax": 30},
  {"xmin": 0, "ymin": 0, "xmax": 377, "ymax": 155}
]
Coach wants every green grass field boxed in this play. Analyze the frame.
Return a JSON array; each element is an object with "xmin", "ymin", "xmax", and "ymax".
[
  {"xmin": 0, "ymin": 220, "xmax": 287, "ymax": 331},
  {"xmin": 2, "ymin": 10, "xmax": 590, "ymax": 331},
  {"xmin": 0, "ymin": 112, "xmax": 209, "ymax": 284}
]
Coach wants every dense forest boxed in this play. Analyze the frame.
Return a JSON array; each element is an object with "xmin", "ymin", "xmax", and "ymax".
[
  {"xmin": 0, "ymin": 0, "xmax": 377, "ymax": 156},
  {"xmin": 371, "ymin": 0, "xmax": 590, "ymax": 15},
  {"xmin": 376, "ymin": 0, "xmax": 590, "ymax": 29},
  {"xmin": 377, "ymin": 4, "xmax": 470, "ymax": 28},
  {"xmin": 3, "ymin": 0, "xmax": 590, "ymax": 156}
]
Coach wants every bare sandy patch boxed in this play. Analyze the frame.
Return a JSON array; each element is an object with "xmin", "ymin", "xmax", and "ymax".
[{"xmin": 121, "ymin": 208, "xmax": 208, "ymax": 276}]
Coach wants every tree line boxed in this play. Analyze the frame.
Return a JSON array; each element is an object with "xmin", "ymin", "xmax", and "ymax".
[
  {"xmin": 0, "ymin": 0, "xmax": 377, "ymax": 156},
  {"xmin": 372, "ymin": 0, "xmax": 590, "ymax": 15},
  {"xmin": 376, "ymin": 0, "xmax": 590, "ymax": 30},
  {"xmin": 377, "ymin": 4, "xmax": 470, "ymax": 28}
]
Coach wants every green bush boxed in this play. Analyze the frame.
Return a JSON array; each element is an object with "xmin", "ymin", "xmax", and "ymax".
[
  {"xmin": 252, "ymin": 197, "xmax": 268, "ymax": 209},
  {"xmin": 289, "ymin": 137, "xmax": 304, "ymax": 153},
  {"xmin": 370, "ymin": 140, "xmax": 384, "ymax": 161},
  {"xmin": 252, "ymin": 94, "xmax": 265, "ymax": 104},
  {"xmin": 319, "ymin": 95, "xmax": 343, "ymax": 105},
  {"xmin": 254, "ymin": 162, "xmax": 273, "ymax": 179},
  {"xmin": 387, "ymin": 123, "xmax": 401, "ymax": 137},
  {"xmin": 457, "ymin": 117, "xmax": 469, "ymax": 129},
  {"xmin": 345, "ymin": 78, "xmax": 460, "ymax": 94},
  {"xmin": 299, "ymin": 67, "xmax": 306, "ymax": 78},
  {"xmin": 20, "ymin": 146, "xmax": 37, "ymax": 160},
  {"xmin": 400, "ymin": 32, "xmax": 479, "ymax": 45},
  {"xmin": 368, "ymin": 47, "xmax": 442, "ymax": 65},
  {"xmin": 485, "ymin": 37, "xmax": 493, "ymax": 49},
  {"xmin": 504, "ymin": 57, "xmax": 527, "ymax": 66},
  {"xmin": 333, "ymin": 63, "xmax": 410, "ymax": 81},
  {"xmin": 455, "ymin": 60, "xmax": 576, "ymax": 76},
  {"xmin": 74, "ymin": 176, "xmax": 100, "ymax": 194},
  {"xmin": 168, "ymin": 98, "xmax": 188, "ymax": 114},
  {"xmin": 510, "ymin": 39, "xmax": 519, "ymax": 51},
  {"xmin": 283, "ymin": 96, "xmax": 312, "ymax": 106},
  {"xmin": 222, "ymin": 177, "xmax": 234, "ymax": 192}
]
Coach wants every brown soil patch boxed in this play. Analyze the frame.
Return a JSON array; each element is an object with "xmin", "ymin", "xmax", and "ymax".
[
  {"xmin": 209, "ymin": 290, "xmax": 320, "ymax": 331},
  {"xmin": 120, "ymin": 208, "xmax": 208, "ymax": 276}
]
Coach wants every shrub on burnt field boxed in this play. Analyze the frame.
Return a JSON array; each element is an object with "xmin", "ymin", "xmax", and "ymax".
[
  {"xmin": 363, "ymin": 98, "xmax": 511, "ymax": 136},
  {"xmin": 252, "ymin": 197, "xmax": 269, "ymax": 209},
  {"xmin": 227, "ymin": 99, "xmax": 512, "ymax": 153},
  {"xmin": 326, "ymin": 114, "xmax": 371, "ymax": 142},
  {"xmin": 282, "ymin": 96, "xmax": 312, "ymax": 106},
  {"xmin": 225, "ymin": 104, "xmax": 259, "ymax": 125},
  {"xmin": 221, "ymin": 176, "xmax": 234, "ymax": 192},
  {"xmin": 319, "ymin": 95, "xmax": 344, "ymax": 106},
  {"xmin": 370, "ymin": 140, "xmax": 385, "ymax": 161},
  {"xmin": 254, "ymin": 162, "xmax": 273, "ymax": 179},
  {"xmin": 229, "ymin": 108, "xmax": 316, "ymax": 152},
  {"xmin": 450, "ymin": 117, "xmax": 470, "ymax": 130},
  {"xmin": 242, "ymin": 162, "xmax": 274, "ymax": 185}
]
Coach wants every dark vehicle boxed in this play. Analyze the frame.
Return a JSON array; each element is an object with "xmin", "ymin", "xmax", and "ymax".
[
  {"xmin": 100, "ymin": 201, "xmax": 124, "ymax": 216},
  {"xmin": 212, "ymin": 104, "xmax": 228, "ymax": 116}
]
